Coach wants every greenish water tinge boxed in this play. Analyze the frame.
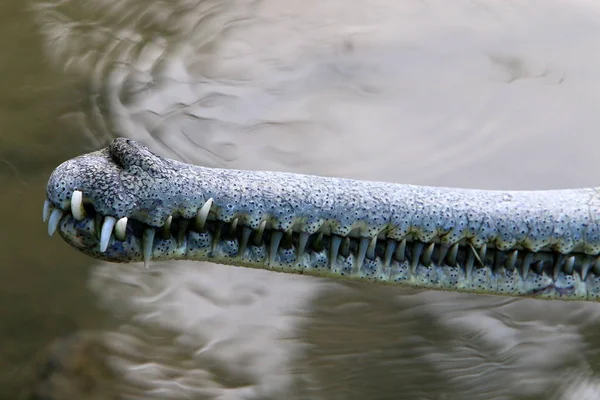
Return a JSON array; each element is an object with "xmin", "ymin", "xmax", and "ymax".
[{"xmin": 0, "ymin": 3, "xmax": 112, "ymax": 399}]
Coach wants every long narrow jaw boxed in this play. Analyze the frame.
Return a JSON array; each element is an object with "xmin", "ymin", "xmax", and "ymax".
[{"xmin": 44, "ymin": 138, "xmax": 600, "ymax": 301}]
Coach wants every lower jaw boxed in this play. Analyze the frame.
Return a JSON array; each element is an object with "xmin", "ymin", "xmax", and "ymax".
[{"xmin": 58, "ymin": 214, "xmax": 600, "ymax": 302}]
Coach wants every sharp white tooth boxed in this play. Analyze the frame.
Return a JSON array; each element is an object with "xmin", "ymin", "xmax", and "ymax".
[
  {"xmin": 143, "ymin": 228, "xmax": 155, "ymax": 268},
  {"xmin": 356, "ymin": 237, "xmax": 369, "ymax": 270},
  {"xmin": 43, "ymin": 199, "xmax": 52, "ymax": 222},
  {"xmin": 410, "ymin": 242, "xmax": 424, "ymax": 273},
  {"xmin": 479, "ymin": 244, "xmax": 487, "ymax": 261},
  {"xmin": 269, "ymin": 231, "xmax": 283, "ymax": 263},
  {"xmin": 383, "ymin": 239, "xmax": 397, "ymax": 267},
  {"xmin": 99, "ymin": 216, "xmax": 117, "ymax": 252},
  {"xmin": 521, "ymin": 252, "xmax": 533, "ymax": 279},
  {"xmin": 533, "ymin": 260, "xmax": 544, "ymax": 275},
  {"xmin": 240, "ymin": 226, "xmax": 252, "ymax": 255},
  {"xmin": 211, "ymin": 223, "xmax": 222, "ymax": 254},
  {"xmin": 230, "ymin": 218, "xmax": 239, "ymax": 233},
  {"xmin": 115, "ymin": 217, "xmax": 128, "ymax": 241},
  {"xmin": 422, "ymin": 242, "xmax": 435, "ymax": 266},
  {"xmin": 298, "ymin": 232, "xmax": 309, "ymax": 258},
  {"xmin": 447, "ymin": 243, "xmax": 459, "ymax": 266},
  {"xmin": 366, "ymin": 236, "xmax": 377, "ymax": 260},
  {"xmin": 564, "ymin": 255, "xmax": 575, "ymax": 275},
  {"xmin": 253, "ymin": 220, "xmax": 267, "ymax": 245},
  {"xmin": 47, "ymin": 209, "xmax": 63, "ymax": 236},
  {"xmin": 437, "ymin": 244, "xmax": 449, "ymax": 265},
  {"xmin": 161, "ymin": 216, "xmax": 172, "ymax": 239},
  {"xmin": 395, "ymin": 238, "xmax": 406, "ymax": 262},
  {"xmin": 470, "ymin": 244, "xmax": 484, "ymax": 267},
  {"xmin": 553, "ymin": 254, "xmax": 564, "ymax": 281},
  {"xmin": 581, "ymin": 256, "xmax": 593, "ymax": 281},
  {"xmin": 465, "ymin": 250, "xmax": 474, "ymax": 278},
  {"xmin": 71, "ymin": 190, "xmax": 85, "ymax": 221},
  {"xmin": 195, "ymin": 198, "xmax": 213, "ymax": 231},
  {"xmin": 329, "ymin": 235, "xmax": 342, "ymax": 267}
]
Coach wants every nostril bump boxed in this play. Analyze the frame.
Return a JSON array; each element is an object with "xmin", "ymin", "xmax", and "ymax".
[{"xmin": 108, "ymin": 137, "xmax": 163, "ymax": 172}]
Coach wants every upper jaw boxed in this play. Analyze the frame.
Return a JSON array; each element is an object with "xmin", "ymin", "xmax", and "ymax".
[
  {"xmin": 43, "ymin": 138, "xmax": 218, "ymax": 264},
  {"xmin": 45, "ymin": 138, "xmax": 182, "ymax": 228}
]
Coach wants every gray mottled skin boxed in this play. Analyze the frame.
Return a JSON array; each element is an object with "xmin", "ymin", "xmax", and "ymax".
[{"xmin": 46, "ymin": 138, "xmax": 600, "ymax": 301}]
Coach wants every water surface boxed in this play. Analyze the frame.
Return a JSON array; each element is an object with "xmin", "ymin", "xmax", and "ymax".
[{"xmin": 3, "ymin": 0, "xmax": 600, "ymax": 398}]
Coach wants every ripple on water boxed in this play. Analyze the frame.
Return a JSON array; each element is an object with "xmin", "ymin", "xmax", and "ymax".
[{"xmin": 29, "ymin": 0, "xmax": 600, "ymax": 398}]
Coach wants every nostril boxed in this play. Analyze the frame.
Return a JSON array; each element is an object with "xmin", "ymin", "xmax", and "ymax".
[
  {"xmin": 108, "ymin": 137, "xmax": 131, "ymax": 169},
  {"xmin": 108, "ymin": 137, "xmax": 163, "ymax": 172}
]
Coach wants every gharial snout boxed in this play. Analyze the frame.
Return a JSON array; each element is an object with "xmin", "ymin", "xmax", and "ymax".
[{"xmin": 43, "ymin": 138, "xmax": 600, "ymax": 301}]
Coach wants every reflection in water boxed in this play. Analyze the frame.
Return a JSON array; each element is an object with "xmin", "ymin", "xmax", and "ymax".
[{"xmin": 30, "ymin": 0, "xmax": 600, "ymax": 398}]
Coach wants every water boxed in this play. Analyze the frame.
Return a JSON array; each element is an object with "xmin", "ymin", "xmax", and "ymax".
[{"xmin": 3, "ymin": 0, "xmax": 600, "ymax": 398}]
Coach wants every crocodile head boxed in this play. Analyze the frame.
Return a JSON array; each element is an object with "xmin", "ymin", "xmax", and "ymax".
[{"xmin": 44, "ymin": 138, "xmax": 600, "ymax": 302}]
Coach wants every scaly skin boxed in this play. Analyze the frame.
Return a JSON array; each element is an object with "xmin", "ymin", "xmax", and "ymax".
[{"xmin": 44, "ymin": 138, "xmax": 600, "ymax": 301}]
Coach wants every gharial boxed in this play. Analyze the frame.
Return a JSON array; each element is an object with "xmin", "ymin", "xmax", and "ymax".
[{"xmin": 43, "ymin": 137, "xmax": 600, "ymax": 302}]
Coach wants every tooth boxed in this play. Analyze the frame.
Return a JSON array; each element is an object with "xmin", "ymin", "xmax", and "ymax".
[
  {"xmin": 195, "ymin": 197, "xmax": 213, "ymax": 231},
  {"xmin": 521, "ymin": 252, "xmax": 533, "ymax": 279},
  {"xmin": 143, "ymin": 228, "xmax": 155, "ymax": 268},
  {"xmin": 437, "ymin": 244, "xmax": 449, "ymax": 265},
  {"xmin": 43, "ymin": 199, "xmax": 52, "ymax": 222},
  {"xmin": 240, "ymin": 226, "xmax": 252, "ymax": 255},
  {"xmin": 465, "ymin": 250, "xmax": 474, "ymax": 279},
  {"xmin": 366, "ymin": 236, "xmax": 377, "ymax": 260},
  {"xmin": 330, "ymin": 235, "xmax": 342, "ymax": 267},
  {"xmin": 230, "ymin": 218, "xmax": 239, "ymax": 234},
  {"xmin": 470, "ymin": 244, "xmax": 484, "ymax": 267},
  {"xmin": 564, "ymin": 255, "xmax": 575, "ymax": 275},
  {"xmin": 447, "ymin": 243, "xmax": 458, "ymax": 266},
  {"xmin": 395, "ymin": 238, "xmax": 407, "ymax": 262},
  {"xmin": 99, "ymin": 216, "xmax": 117, "ymax": 252},
  {"xmin": 253, "ymin": 220, "xmax": 267, "ymax": 245},
  {"xmin": 269, "ymin": 231, "xmax": 283, "ymax": 263},
  {"xmin": 161, "ymin": 216, "xmax": 172, "ymax": 239},
  {"xmin": 553, "ymin": 254, "xmax": 564, "ymax": 281},
  {"xmin": 212, "ymin": 223, "xmax": 222, "ymax": 254},
  {"xmin": 47, "ymin": 209, "xmax": 63, "ymax": 236},
  {"xmin": 533, "ymin": 260, "xmax": 544, "ymax": 275},
  {"xmin": 410, "ymin": 242, "xmax": 424, "ymax": 273},
  {"xmin": 383, "ymin": 239, "xmax": 397, "ymax": 267},
  {"xmin": 356, "ymin": 237, "xmax": 369, "ymax": 270},
  {"xmin": 505, "ymin": 250, "xmax": 518, "ymax": 270},
  {"xmin": 71, "ymin": 190, "xmax": 85, "ymax": 221},
  {"xmin": 115, "ymin": 217, "xmax": 128, "ymax": 241},
  {"xmin": 177, "ymin": 219, "xmax": 189, "ymax": 247},
  {"xmin": 479, "ymin": 244, "xmax": 487, "ymax": 261},
  {"xmin": 422, "ymin": 242, "xmax": 434, "ymax": 266},
  {"xmin": 581, "ymin": 256, "xmax": 593, "ymax": 281},
  {"xmin": 298, "ymin": 232, "xmax": 309, "ymax": 258}
]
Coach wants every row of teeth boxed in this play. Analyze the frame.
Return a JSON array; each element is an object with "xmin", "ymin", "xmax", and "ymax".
[
  {"xmin": 43, "ymin": 191, "xmax": 600, "ymax": 281},
  {"xmin": 43, "ymin": 190, "xmax": 215, "ymax": 267}
]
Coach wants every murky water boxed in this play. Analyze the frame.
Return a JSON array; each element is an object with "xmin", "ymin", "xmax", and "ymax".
[{"xmin": 4, "ymin": 0, "xmax": 600, "ymax": 398}]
